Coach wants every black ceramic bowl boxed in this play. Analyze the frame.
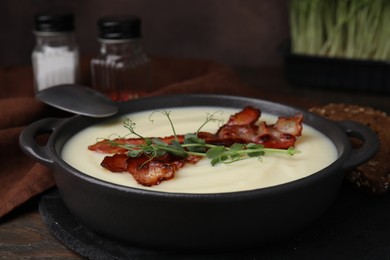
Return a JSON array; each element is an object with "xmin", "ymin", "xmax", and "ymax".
[{"xmin": 20, "ymin": 95, "xmax": 379, "ymax": 251}]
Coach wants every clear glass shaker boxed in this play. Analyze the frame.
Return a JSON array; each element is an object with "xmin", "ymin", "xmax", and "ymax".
[
  {"xmin": 91, "ymin": 15, "xmax": 151, "ymax": 101},
  {"xmin": 32, "ymin": 13, "xmax": 79, "ymax": 93}
]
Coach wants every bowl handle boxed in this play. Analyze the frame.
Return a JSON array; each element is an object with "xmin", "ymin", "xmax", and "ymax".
[
  {"xmin": 19, "ymin": 118, "xmax": 64, "ymax": 167},
  {"xmin": 337, "ymin": 120, "xmax": 380, "ymax": 171}
]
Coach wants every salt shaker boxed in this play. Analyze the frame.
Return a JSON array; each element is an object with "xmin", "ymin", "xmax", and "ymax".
[
  {"xmin": 91, "ymin": 15, "xmax": 151, "ymax": 101},
  {"xmin": 32, "ymin": 13, "xmax": 79, "ymax": 93}
]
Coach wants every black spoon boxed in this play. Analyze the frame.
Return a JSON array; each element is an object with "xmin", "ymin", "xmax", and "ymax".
[{"xmin": 36, "ymin": 84, "xmax": 118, "ymax": 117}]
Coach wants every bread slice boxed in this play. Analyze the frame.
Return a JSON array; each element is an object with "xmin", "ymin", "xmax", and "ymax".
[{"xmin": 309, "ymin": 103, "xmax": 390, "ymax": 194}]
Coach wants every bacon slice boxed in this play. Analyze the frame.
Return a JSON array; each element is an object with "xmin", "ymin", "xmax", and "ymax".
[
  {"xmin": 127, "ymin": 154, "xmax": 181, "ymax": 186},
  {"xmin": 101, "ymin": 153, "xmax": 201, "ymax": 186},
  {"xmin": 226, "ymin": 106, "xmax": 260, "ymax": 126},
  {"xmin": 89, "ymin": 135, "xmax": 185, "ymax": 154},
  {"xmin": 201, "ymin": 107, "xmax": 303, "ymax": 149},
  {"xmin": 101, "ymin": 154, "xmax": 129, "ymax": 172},
  {"xmin": 89, "ymin": 138, "xmax": 142, "ymax": 154},
  {"xmin": 89, "ymin": 106, "xmax": 304, "ymax": 186}
]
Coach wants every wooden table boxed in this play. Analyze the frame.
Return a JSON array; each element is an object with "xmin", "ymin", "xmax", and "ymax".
[{"xmin": 1, "ymin": 66, "xmax": 389, "ymax": 259}]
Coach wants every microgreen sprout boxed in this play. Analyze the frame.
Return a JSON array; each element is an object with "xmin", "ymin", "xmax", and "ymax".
[
  {"xmin": 149, "ymin": 110, "xmax": 179, "ymax": 141},
  {"xmin": 195, "ymin": 110, "xmax": 225, "ymax": 135},
  {"xmin": 123, "ymin": 118, "xmax": 144, "ymax": 139}
]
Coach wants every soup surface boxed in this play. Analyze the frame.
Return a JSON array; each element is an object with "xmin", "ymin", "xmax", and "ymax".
[{"xmin": 61, "ymin": 107, "xmax": 338, "ymax": 193}]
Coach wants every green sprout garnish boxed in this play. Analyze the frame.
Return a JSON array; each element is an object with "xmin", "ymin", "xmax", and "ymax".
[{"xmin": 109, "ymin": 110, "xmax": 299, "ymax": 166}]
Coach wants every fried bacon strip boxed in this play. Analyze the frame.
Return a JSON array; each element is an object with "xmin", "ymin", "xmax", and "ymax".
[
  {"xmin": 199, "ymin": 106, "xmax": 303, "ymax": 149},
  {"xmin": 101, "ymin": 153, "xmax": 202, "ymax": 186},
  {"xmin": 89, "ymin": 136, "xmax": 184, "ymax": 154},
  {"xmin": 88, "ymin": 106, "xmax": 303, "ymax": 186}
]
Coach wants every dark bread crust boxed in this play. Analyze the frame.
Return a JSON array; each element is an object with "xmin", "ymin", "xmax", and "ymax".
[{"xmin": 309, "ymin": 103, "xmax": 390, "ymax": 194}]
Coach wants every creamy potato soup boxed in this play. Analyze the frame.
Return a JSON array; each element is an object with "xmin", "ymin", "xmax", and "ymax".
[{"xmin": 61, "ymin": 107, "xmax": 338, "ymax": 193}]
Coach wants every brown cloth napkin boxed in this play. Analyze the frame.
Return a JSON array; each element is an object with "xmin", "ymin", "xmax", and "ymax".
[{"xmin": 0, "ymin": 56, "xmax": 256, "ymax": 217}]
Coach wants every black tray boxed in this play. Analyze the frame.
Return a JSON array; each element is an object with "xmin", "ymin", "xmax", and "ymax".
[
  {"xmin": 39, "ymin": 186, "xmax": 390, "ymax": 259},
  {"xmin": 284, "ymin": 52, "xmax": 390, "ymax": 94}
]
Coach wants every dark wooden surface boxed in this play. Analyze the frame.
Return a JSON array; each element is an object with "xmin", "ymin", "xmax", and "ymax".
[
  {"xmin": 0, "ymin": 194, "xmax": 81, "ymax": 259},
  {"xmin": 0, "ymin": 66, "xmax": 389, "ymax": 259}
]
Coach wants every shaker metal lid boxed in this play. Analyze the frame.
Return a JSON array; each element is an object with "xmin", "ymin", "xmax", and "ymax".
[
  {"xmin": 34, "ymin": 13, "xmax": 75, "ymax": 32},
  {"xmin": 97, "ymin": 15, "xmax": 141, "ymax": 40}
]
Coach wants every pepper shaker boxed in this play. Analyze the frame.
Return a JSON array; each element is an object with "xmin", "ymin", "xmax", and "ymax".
[{"xmin": 90, "ymin": 15, "xmax": 151, "ymax": 101}]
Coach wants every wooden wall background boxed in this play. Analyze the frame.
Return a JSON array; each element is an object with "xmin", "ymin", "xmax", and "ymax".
[{"xmin": 0, "ymin": 0, "xmax": 290, "ymax": 67}]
